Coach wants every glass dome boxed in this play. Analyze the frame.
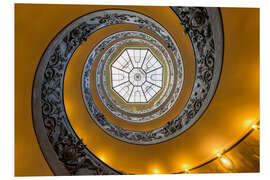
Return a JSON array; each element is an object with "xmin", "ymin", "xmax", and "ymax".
[{"xmin": 111, "ymin": 48, "xmax": 163, "ymax": 103}]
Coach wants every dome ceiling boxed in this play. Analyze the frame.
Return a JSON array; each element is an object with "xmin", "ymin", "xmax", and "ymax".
[
  {"xmin": 26, "ymin": 5, "xmax": 259, "ymax": 176},
  {"xmin": 111, "ymin": 48, "xmax": 163, "ymax": 103}
]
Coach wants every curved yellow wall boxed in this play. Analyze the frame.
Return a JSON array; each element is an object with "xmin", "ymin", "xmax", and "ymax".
[{"xmin": 15, "ymin": 4, "xmax": 259, "ymax": 176}]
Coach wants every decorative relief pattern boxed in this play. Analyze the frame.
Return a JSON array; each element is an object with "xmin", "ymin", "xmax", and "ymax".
[
  {"xmin": 82, "ymin": 8, "xmax": 223, "ymax": 144},
  {"xmin": 32, "ymin": 8, "xmax": 223, "ymax": 175}
]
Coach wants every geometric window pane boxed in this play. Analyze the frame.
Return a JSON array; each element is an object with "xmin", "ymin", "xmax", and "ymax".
[
  {"xmin": 111, "ymin": 48, "xmax": 163, "ymax": 103},
  {"xmin": 111, "ymin": 67, "xmax": 129, "ymax": 87},
  {"xmin": 146, "ymin": 67, "xmax": 163, "ymax": 87}
]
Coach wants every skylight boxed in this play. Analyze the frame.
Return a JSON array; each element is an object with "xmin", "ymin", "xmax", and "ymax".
[{"xmin": 111, "ymin": 48, "xmax": 163, "ymax": 103}]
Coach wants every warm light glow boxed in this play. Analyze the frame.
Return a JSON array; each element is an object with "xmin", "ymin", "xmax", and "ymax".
[
  {"xmin": 184, "ymin": 168, "xmax": 189, "ymax": 173},
  {"xmin": 152, "ymin": 169, "xmax": 160, "ymax": 174},
  {"xmin": 252, "ymin": 124, "xmax": 259, "ymax": 130},
  {"xmin": 212, "ymin": 147, "xmax": 225, "ymax": 156},
  {"xmin": 181, "ymin": 163, "xmax": 191, "ymax": 173},
  {"xmin": 216, "ymin": 152, "xmax": 222, "ymax": 157},
  {"xmin": 243, "ymin": 118, "xmax": 257, "ymax": 129},
  {"xmin": 220, "ymin": 156, "xmax": 232, "ymax": 168}
]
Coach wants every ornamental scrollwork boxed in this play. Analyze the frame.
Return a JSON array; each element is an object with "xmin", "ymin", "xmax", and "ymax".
[
  {"xmin": 81, "ymin": 7, "xmax": 223, "ymax": 145},
  {"xmin": 33, "ymin": 8, "xmax": 223, "ymax": 175}
]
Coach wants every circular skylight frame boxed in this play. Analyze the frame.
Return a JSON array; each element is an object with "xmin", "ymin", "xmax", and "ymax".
[{"xmin": 97, "ymin": 34, "xmax": 180, "ymax": 122}]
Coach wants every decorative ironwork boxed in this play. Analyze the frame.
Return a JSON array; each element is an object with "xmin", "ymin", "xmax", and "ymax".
[
  {"xmin": 32, "ymin": 7, "xmax": 223, "ymax": 175},
  {"xmin": 82, "ymin": 8, "xmax": 223, "ymax": 144}
]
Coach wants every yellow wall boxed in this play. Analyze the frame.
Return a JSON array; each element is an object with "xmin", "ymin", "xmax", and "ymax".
[{"xmin": 15, "ymin": 4, "xmax": 259, "ymax": 176}]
